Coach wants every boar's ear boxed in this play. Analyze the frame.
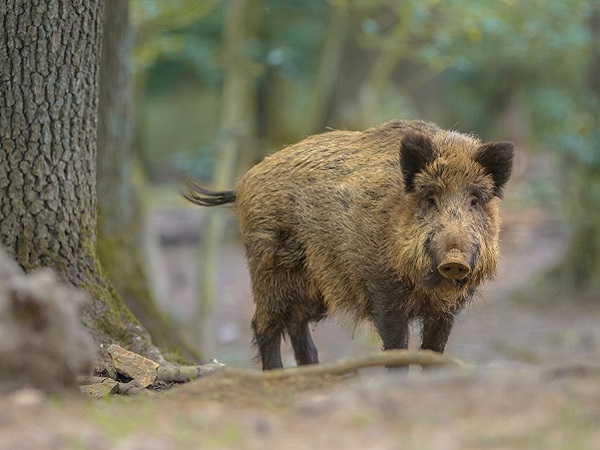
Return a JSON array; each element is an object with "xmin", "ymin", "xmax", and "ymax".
[
  {"xmin": 400, "ymin": 133, "xmax": 436, "ymax": 192},
  {"xmin": 474, "ymin": 141, "xmax": 514, "ymax": 198}
]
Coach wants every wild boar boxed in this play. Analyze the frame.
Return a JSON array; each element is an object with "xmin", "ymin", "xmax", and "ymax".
[{"xmin": 184, "ymin": 120, "xmax": 514, "ymax": 370}]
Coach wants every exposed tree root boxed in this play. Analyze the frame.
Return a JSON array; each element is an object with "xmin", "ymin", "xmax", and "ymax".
[
  {"xmin": 156, "ymin": 361, "xmax": 227, "ymax": 383},
  {"xmin": 83, "ymin": 350, "xmax": 468, "ymax": 396},
  {"xmin": 223, "ymin": 350, "xmax": 470, "ymax": 380}
]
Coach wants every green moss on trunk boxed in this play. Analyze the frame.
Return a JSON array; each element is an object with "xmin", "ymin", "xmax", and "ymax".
[
  {"xmin": 95, "ymin": 0, "xmax": 199, "ymax": 363},
  {"xmin": 96, "ymin": 217, "xmax": 199, "ymax": 362}
]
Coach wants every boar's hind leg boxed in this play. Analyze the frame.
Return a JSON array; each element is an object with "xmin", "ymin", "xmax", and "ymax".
[
  {"xmin": 420, "ymin": 314, "xmax": 455, "ymax": 354},
  {"xmin": 288, "ymin": 322, "xmax": 319, "ymax": 366},
  {"xmin": 252, "ymin": 316, "xmax": 284, "ymax": 371}
]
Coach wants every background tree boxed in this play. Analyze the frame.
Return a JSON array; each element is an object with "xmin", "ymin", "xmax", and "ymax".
[
  {"xmin": 300, "ymin": 3, "xmax": 349, "ymax": 136},
  {"xmin": 196, "ymin": 0, "xmax": 260, "ymax": 350},
  {"xmin": 97, "ymin": 0, "xmax": 198, "ymax": 360},
  {"xmin": 547, "ymin": 6, "xmax": 600, "ymax": 299},
  {"xmin": 0, "ymin": 0, "xmax": 161, "ymax": 360},
  {"xmin": 130, "ymin": 0, "xmax": 222, "ymax": 181}
]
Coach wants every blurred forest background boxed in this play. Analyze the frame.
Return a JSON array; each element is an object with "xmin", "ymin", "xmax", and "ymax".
[{"xmin": 124, "ymin": 0, "xmax": 598, "ymax": 363}]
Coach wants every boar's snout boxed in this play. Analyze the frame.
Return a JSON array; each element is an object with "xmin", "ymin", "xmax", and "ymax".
[{"xmin": 437, "ymin": 249, "xmax": 471, "ymax": 281}]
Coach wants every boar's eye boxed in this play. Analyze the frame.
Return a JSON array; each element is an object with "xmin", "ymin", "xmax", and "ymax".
[
  {"xmin": 469, "ymin": 196, "xmax": 479, "ymax": 209},
  {"xmin": 427, "ymin": 196, "xmax": 437, "ymax": 209}
]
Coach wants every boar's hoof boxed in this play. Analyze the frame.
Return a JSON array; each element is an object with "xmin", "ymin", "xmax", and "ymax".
[{"xmin": 437, "ymin": 261, "xmax": 470, "ymax": 280}]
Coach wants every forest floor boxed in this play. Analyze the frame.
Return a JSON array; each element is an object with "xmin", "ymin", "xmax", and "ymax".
[{"xmin": 2, "ymin": 197, "xmax": 600, "ymax": 449}]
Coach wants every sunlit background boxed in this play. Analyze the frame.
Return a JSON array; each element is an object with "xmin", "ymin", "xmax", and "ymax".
[{"xmin": 128, "ymin": 0, "xmax": 599, "ymax": 367}]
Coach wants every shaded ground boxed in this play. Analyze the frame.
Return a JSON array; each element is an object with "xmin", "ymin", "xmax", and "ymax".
[
  {"xmin": 3, "ymin": 185, "xmax": 600, "ymax": 449},
  {"xmin": 2, "ymin": 361, "xmax": 599, "ymax": 449}
]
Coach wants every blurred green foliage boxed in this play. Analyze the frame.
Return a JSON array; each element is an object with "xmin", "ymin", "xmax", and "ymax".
[
  {"xmin": 132, "ymin": 0, "xmax": 596, "ymax": 182},
  {"xmin": 352, "ymin": 0, "xmax": 593, "ymax": 138},
  {"xmin": 131, "ymin": 0, "xmax": 600, "ymax": 296},
  {"xmin": 133, "ymin": 0, "xmax": 338, "ymax": 180}
]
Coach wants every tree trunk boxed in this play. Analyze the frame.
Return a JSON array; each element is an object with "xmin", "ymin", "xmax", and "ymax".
[
  {"xmin": 0, "ymin": 0, "xmax": 159, "ymax": 360},
  {"xmin": 355, "ymin": 4, "xmax": 415, "ymax": 127},
  {"xmin": 300, "ymin": 4, "xmax": 348, "ymax": 136},
  {"xmin": 548, "ymin": 8, "xmax": 600, "ymax": 300},
  {"xmin": 196, "ymin": 0, "xmax": 256, "ymax": 353},
  {"xmin": 96, "ymin": 0, "xmax": 199, "ymax": 362}
]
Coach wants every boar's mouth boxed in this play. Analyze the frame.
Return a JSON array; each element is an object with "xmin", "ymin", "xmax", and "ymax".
[{"xmin": 424, "ymin": 268, "xmax": 469, "ymax": 289}]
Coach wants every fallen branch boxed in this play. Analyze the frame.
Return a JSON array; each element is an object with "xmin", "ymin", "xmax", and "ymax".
[
  {"xmin": 87, "ymin": 350, "xmax": 466, "ymax": 395},
  {"xmin": 223, "ymin": 350, "xmax": 470, "ymax": 380},
  {"xmin": 543, "ymin": 363, "xmax": 600, "ymax": 378},
  {"xmin": 156, "ymin": 361, "xmax": 226, "ymax": 383}
]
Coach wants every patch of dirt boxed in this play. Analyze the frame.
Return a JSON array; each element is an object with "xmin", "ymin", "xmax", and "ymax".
[{"xmin": 2, "ymin": 365, "xmax": 599, "ymax": 449}]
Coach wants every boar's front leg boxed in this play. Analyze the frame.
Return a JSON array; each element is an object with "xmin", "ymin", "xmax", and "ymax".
[
  {"xmin": 371, "ymin": 289, "xmax": 410, "ymax": 367},
  {"xmin": 420, "ymin": 313, "xmax": 455, "ymax": 353},
  {"xmin": 374, "ymin": 312, "xmax": 409, "ymax": 351}
]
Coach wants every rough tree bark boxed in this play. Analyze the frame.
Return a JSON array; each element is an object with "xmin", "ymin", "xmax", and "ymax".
[
  {"xmin": 97, "ymin": 0, "xmax": 199, "ymax": 361},
  {"xmin": 0, "ymin": 0, "xmax": 159, "ymax": 360}
]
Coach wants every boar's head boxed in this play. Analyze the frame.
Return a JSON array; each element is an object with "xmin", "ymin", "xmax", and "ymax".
[{"xmin": 396, "ymin": 131, "xmax": 514, "ymax": 297}]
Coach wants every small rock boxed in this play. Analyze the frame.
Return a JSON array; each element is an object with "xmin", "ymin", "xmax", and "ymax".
[
  {"xmin": 107, "ymin": 344, "xmax": 159, "ymax": 388},
  {"xmin": 117, "ymin": 380, "xmax": 146, "ymax": 396},
  {"xmin": 78, "ymin": 376, "xmax": 110, "ymax": 385},
  {"xmin": 80, "ymin": 379, "xmax": 119, "ymax": 398}
]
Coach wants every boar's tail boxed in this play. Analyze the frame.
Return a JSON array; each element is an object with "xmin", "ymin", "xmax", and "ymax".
[{"xmin": 182, "ymin": 179, "xmax": 236, "ymax": 207}]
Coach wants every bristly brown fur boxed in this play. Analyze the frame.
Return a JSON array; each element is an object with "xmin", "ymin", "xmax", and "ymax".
[{"xmin": 185, "ymin": 120, "xmax": 514, "ymax": 370}]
